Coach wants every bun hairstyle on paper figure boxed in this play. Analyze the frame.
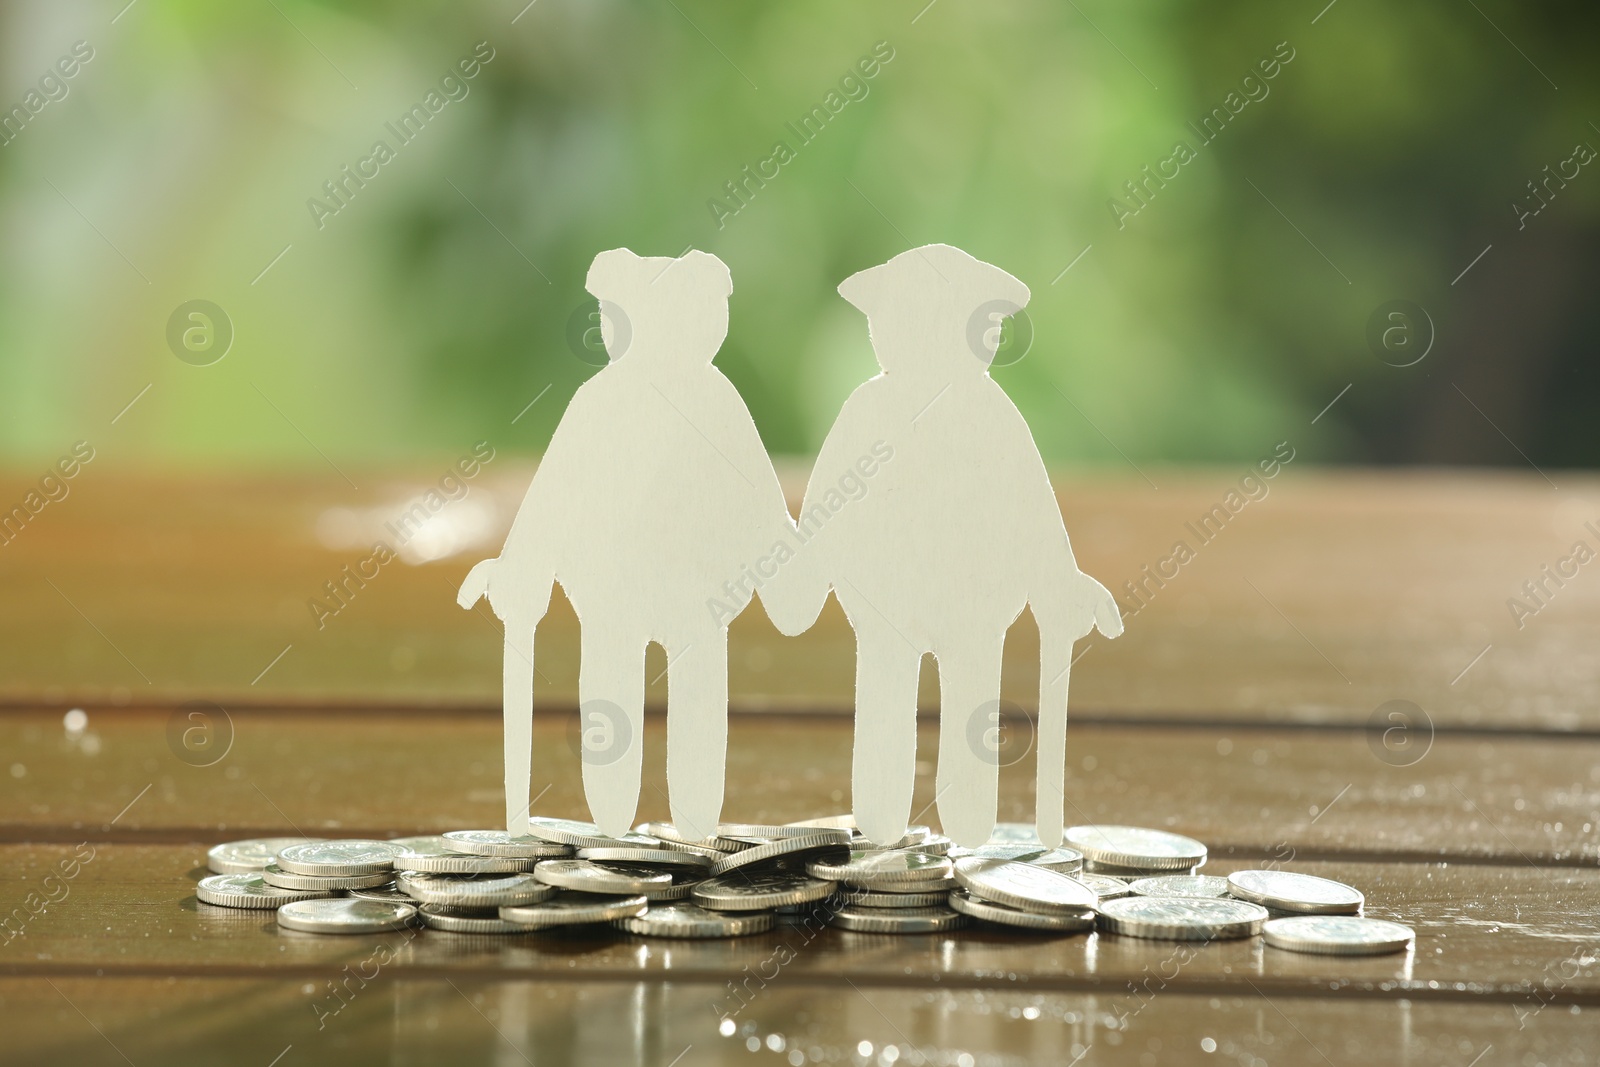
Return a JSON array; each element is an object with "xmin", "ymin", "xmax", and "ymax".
[
  {"xmin": 457, "ymin": 248, "xmax": 794, "ymax": 841},
  {"xmin": 460, "ymin": 243, "xmax": 1121, "ymax": 851},
  {"xmin": 761, "ymin": 244, "xmax": 1122, "ymax": 849}
]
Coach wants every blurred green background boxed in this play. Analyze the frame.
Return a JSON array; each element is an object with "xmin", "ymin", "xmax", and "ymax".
[{"xmin": 1, "ymin": 0, "xmax": 1596, "ymax": 471}]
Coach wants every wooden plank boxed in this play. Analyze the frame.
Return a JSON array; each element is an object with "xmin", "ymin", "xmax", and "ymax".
[
  {"xmin": 5, "ymin": 844, "xmax": 1600, "ymax": 1004},
  {"xmin": 2, "ymin": 468, "xmax": 1596, "ymax": 730},
  {"xmin": 2, "ymin": 975, "xmax": 1569, "ymax": 1067},
  {"xmin": 4, "ymin": 708, "xmax": 1596, "ymax": 865}
]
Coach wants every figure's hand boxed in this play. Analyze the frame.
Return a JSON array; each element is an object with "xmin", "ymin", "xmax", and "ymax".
[
  {"xmin": 458, "ymin": 558, "xmax": 498, "ymax": 611},
  {"xmin": 759, "ymin": 555, "xmax": 831, "ymax": 636},
  {"xmin": 1085, "ymin": 574, "xmax": 1123, "ymax": 639}
]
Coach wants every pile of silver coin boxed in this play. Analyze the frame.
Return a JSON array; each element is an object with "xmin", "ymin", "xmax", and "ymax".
[{"xmin": 195, "ymin": 819, "xmax": 1414, "ymax": 955}]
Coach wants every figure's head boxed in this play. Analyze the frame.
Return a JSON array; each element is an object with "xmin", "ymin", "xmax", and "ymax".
[
  {"xmin": 838, "ymin": 244, "xmax": 1030, "ymax": 375},
  {"xmin": 585, "ymin": 248, "xmax": 732, "ymax": 365}
]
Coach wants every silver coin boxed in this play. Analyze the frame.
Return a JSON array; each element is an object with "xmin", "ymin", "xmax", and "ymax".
[
  {"xmin": 1098, "ymin": 896, "xmax": 1268, "ymax": 940},
  {"xmin": 903, "ymin": 834, "xmax": 955, "ymax": 856},
  {"xmin": 393, "ymin": 842, "xmax": 538, "ymax": 875},
  {"xmin": 577, "ymin": 847, "xmax": 711, "ymax": 869},
  {"xmin": 651, "ymin": 838, "xmax": 730, "ymax": 860},
  {"xmin": 346, "ymin": 883, "xmax": 414, "ymax": 904},
  {"xmin": 196, "ymin": 873, "xmax": 332, "ymax": 909},
  {"xmin": 276, "ymin": 897, "xmax": 417, "ymax": 934},
  {"xmin": 1227, "ymin": 870, "xmax": 1364, "ymax": 915},
  {"xmin": 785, "ymin": 814, "xmax": 856, "ymax": 831},
  {"xmin": 274, "ymin": 840, "xmax": 402, "ymax": 877},
  {"xmin": 634, "ymin": 822, "xmax": 740, "ymax": 852},
  {"xmin": 499, "ymin": 892, "xmax": 648, "ymax": 929},
  {"xmin": 524, "ymin": 818, "xmax": 659, "ymax": 850},
  {"xmin": 692, "ymin": 870, "xmax": 836, "ymax": 911},
  {"xmin": 952, "ymin": 858, "xmax": 1099, "ymax": 914},
  {"xmin": 617, "ymin": 902, "xmax": 775, "ymax": 938},
  {"xmin": 1064, "ymin": 826, "xmax": 1207, "ymax": 871},
  {"xmin": 441, "ymin": 830, "xmax": 574, "ymax": 859},
  {"xmin": 807, "ymin": 850, "xmax": 952, "ymax": 886},
  {"xmin": 262, "ymin": 862, "xmax": 392, "ymax": 891},
  {"xmin": 640, "ymin": 869, "xmax": 707, "ymax": 901},
  {"xmin": 949, "ymin": 890, "xmax": 1095, "ymax": 932},
  {"xmin": 718, "ymin": 823, "xmax": 853, "ymax": 845},
  {"xmin": 396, "ymin": 870, "xmax": 556, "ymax": 907},
  {"xmin": 710, "ymin": 833, "xmax": 849, "ymax": 877},
  {"xmin": 947, "ymin": 844, "xmax": 1083, "ymax": 874},
  {"xmin": 1071, "ymin": 873, "xmax": 1132, "ymax": 901},
  {"xmin": 385, "ymin": 835, "xmax": 452, "ymax": 852},
  {"xmin": 532, "ymin": 859, "xmax": 673, "ymax": 895},
  {"xmin": 1262, "ymin": 915, "xmax": 1415, "ymax": 956},
  {"xmin": 420, "ymin": 904, "xmax": 535, "ymax": 935},
  {"xmin": 206, "ymin": 838, "xmax": 317, "ymax": 875},
  {"xmin": 1085, "ymin": 859, "xmax": 1201, "ymax": 878},
  {"xmin": 868, "ymin": 825, "xmax": 932, "ymax": 850},
  {"xmin": 1129, "ymin": 875, "xmax": 1232, "ymax": 899},
  {"xmin": 831, "ymin": 904, "xmax": 967, "ymax": 934},
  {"xmin": 838, "ymin": 887, "xmax": 950, "ymax": 908},
  {"xmin": 987, "ymin": 823, "xmax": 1042, "ymax": 845}
]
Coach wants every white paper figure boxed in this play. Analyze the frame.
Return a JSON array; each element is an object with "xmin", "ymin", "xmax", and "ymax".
[
  {"xmin": 458, "ymin": 249, "xmax": 793, "ymax": 840},
  {"xmin": 762, "ymin": 244, "xmax": 1123, "ymax": 849}
]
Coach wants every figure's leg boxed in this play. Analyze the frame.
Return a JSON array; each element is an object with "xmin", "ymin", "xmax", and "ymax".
[
  {"xmin": 853, "ymin": 627, "xmax": 923, "ymax": 846},
  {"xmin": 1035, "ymin": 639, "xmax": 1073, "ymax": 848},
  {"xmin": 578, "ymin": 628, "xmax": 646, "ymax": 837},
  {"xmin": 935, "ymin": 637, "xmax": 1006, "ymax": 848},
  {"xmin": 503, "ymin": 622, "xmax": 535, "ymax": 838},
  {"xmin": 665, "ymin": 635, "xmax": 728, "ymax": 841}
]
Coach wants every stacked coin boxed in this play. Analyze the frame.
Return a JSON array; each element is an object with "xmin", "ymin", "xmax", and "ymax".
[{"xmin": 191, "ymin": 820, "xmax": 1412, "ymax": 953}]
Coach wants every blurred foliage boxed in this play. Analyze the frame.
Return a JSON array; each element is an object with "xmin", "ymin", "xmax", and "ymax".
[{"xmin": 0, "ymin": 0, "xmax": 1596, "ymax": 470}]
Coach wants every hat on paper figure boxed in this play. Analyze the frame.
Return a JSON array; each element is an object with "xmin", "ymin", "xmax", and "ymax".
[
  {"xmin": 586, "ymin": 249, "xmax": 733, "ymax": 365},
  {"xmin": 838, "ymin": 243, "xmax": 1030, "ymax": 372}
]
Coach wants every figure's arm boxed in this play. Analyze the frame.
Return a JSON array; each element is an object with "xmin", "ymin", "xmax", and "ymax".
[{"xmin": 757, "ymin": 395, "xmax": 874, "ymax": 636}]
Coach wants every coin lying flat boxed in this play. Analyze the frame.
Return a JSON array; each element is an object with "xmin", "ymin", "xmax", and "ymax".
[
  {"xmin": 1262, "ymin": 915, "xmax": 1415, "ymax": 956},
  {"xmin": 396, "ymin": 871, "xmax": 556, "ymax": 907},
  {"xmin": 903, "ymin": 834, "xmax": 955, "ymax": 856},
  {"xmin": 692, "ymin": 870, "xmax": 836, "ymax": 911},
  {"xmin": 441, "ymin": 830, "xmax": 572, "ymax": 859},
  {"xmin": 532, "ymin": 859, "xmax": 673, "ymax": 895},
  {"xmin": 394, "ymin": 839, "xmax": 538, "ymax": 874},
  {"xmin": 524, "ymin": 818, "xmax": 659, "ymax": 851},
  {"xmin": 1098, "ymin": 896, "xmax": 1268, "ymax": 940},
  {"xmin": 831, "ymin": 904, "xmax": 967, "ymax": 934},
  {"xmin": 617, "ymin": 902, "xmax": 775, "ymax": 938},
  {"xmin": 710, "ymin": 833, "xmax": 850, "ymax": 876},
  {"xmin": 987, "ymin": 823, "xmax": 1042, "ymax": 845},
  {"xmin": 807, "ymin": 850, "xmax": 952, "ymax": 886},
  {"xmin": 839, "ymin": 887, "xmax": 950, "ymax": 908},
  {"xmin": 346, "ymin": 883, "xmax": 414, "ymax": 904},
  {"xmin": 275, "ymin": 840, "xmax": 403, "ymax": 877},
  {"xmin": 196, "ymin": 873, "xmax": 332, "ymax": 909},
  {"xmin": 640, "ymin": 869, "xmax": 707, "ymax": 901},
  {"xmin": 953, "ymin": 858, "xmax": 1098, "ymax": 915},
  {"xmin": 206, "ymin": 838, "xmax": 316, "ymax": 875},
  {"xmin": 262, "ymin": 863, "xmax": 392, "ymax": 891},
  {"xmin": 1064, "ymin": 826, "xmax": 1207, "ymax": 872},
  {"xmin": 947, "ymin": 844, "xmax": 1084, "ymax": 874},
  {"xmin": 1227, "ymin": 870, "xmax": 1364, "ymax": 915},
  {"xmin": 577, "ymin": 847, "xmax": 711, "ymax": 869},
  {"xmin": 419, "ymin": 904, "xmax": 535, "ymax": 935},
  {"xmin": 949, "ymin": 890, "xmax": 1095, "ymax": 932},
  {"xmin": 1070, "ymin": 873, "xmax": 1132, "ymax": 901},
  {"xmin": 1128, "ymin": 875, "xmax": 1232, "ymax": 899},
  {"xmin": 276, "ymin": 897, "xmax": 418, "ymax": 934},
  {"xmin": 499, "ymin": 892, "xmax": 648, "ymax": 929},
  {"xmin": 718, "ymin": 823, "xmax": 853, "ymax": 844}
]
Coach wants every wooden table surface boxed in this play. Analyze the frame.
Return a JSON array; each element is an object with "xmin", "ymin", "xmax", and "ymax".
[{"xmin": 2, "ymin": 464, "xmax": 1598, "ymax": 1065}]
